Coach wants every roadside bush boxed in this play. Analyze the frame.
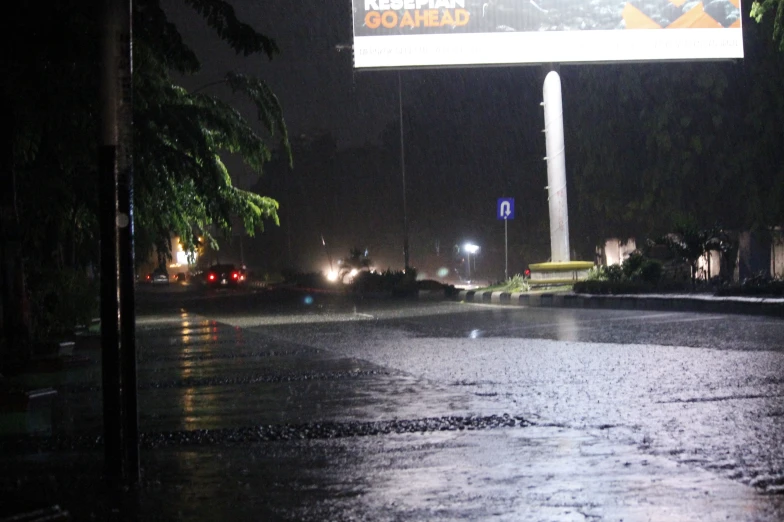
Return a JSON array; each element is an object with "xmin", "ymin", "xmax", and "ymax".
[
  {"xmin": 715, "ymin": 275, "xmax": 784, "ymax": 297},
  {"xmin": 638, "ymin": 259, "xmax": 663, "ymax": 285},
  {"xmin": 585, "ymin": 266, "xmax": 608, "ymax": 281},
  {"xmin": 573, "ymin": 280, "xmax": 654, "ymax": 294},
  {"xmin": 621, "ymin": 252, "xmax": 645, "ymax": 280},
  {"xmin": 27, "ymin": 267, "xmax": 98, "ymax": 340},
  {"xmin": 352, "ymin": 269, "xmax": 419, "ymax": 297},
  {"xmin": 619, "ymin": 252, "xmax": 663, "ymax": 285},
  {"xmin": 577, "ymin": 251, "xmax": 663, "ymax": 294},
  {"xmin": 417, "ymin": 279, "xmax": 449, "ymax": 291},
  {"xmin": 503, "ymin": 274, "xmax": 531, "ymax": 293},
  {"xmin": 605, "ymin": 264, "xmax": 623, "ymax": 283},
  {"xmin": 283, "ymin": 271, "xmax": 329, "ymax": 288}
]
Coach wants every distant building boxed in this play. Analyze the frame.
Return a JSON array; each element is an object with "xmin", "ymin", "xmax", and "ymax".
[{"xmin": 599, "ymin": 228, "xmax": 784, "ymax": 283}]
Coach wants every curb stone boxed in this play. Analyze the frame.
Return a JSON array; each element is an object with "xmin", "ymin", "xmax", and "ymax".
[{"xmin": 455, "ymin": 290, "xmax": 784, "ymax": 318}]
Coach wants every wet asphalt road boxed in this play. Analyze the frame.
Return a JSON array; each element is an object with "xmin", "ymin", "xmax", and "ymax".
[
  {"xmin": 3, "ymin": 284, "xmax": 784, "ymax": 520},
  {"xmin": 155, "ymin": 285, "xmax": 784, "ymax": 514}
]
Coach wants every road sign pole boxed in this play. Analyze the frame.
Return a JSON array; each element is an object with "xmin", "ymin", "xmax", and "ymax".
[
  {"xmin": 496, "ymin": 197, "xmax": 514, "ymax": 281},
  {"xmin": 504, "ymin": 218, "xmax": 508, "ymax": 281}
]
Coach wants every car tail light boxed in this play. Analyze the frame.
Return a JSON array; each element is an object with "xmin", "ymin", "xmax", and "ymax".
[
  {"xmin": 208, "ymin": 273, "xmax": 216, "ymax": 281},
  {"xmin": 232, "ymin": 271, "xmax": 239, "ymax": 279}
]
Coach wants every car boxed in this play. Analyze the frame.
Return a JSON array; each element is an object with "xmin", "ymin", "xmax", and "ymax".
[
  {"xmin": 150, "ymin": 267, "xmax": 170, "ymax": 285},
  {"xmin": 204, "ymin": 264, "xmax": 244, "ymax": 287}
]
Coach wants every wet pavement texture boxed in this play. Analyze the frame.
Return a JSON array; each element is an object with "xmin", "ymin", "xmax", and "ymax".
[{"xmin": 2, "ymin": 288, "xmax": 784, "ymax": 520}]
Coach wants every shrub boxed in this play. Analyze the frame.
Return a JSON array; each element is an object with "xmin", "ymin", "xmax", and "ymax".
[
  {"xmin": 352, "ymin": 269, "xmax": 419, "ymax": 297},
  {"xmin": 605, "ymin": 264, "xmax": 623, "ymax": 283},
  {"xmin": 578, "ymin": 251, "xmax": 663, "ymax": 294},
  {"xmin": 715, "ymin": 276, "xmax": 784, "ymax": 297},
  {"xmin": 503, "ymin": 274, "xmax": 530, "ymax": 293},
  {"xmin": 621, "ymin": 252, "xmax": 646, "ymax": 280},
  {"xmin": 283, "ymin": 271, "xmax": 329, "ymax": 288},
  {"xmin": 27, "ymin": 267, "xmax": 98, "ymax": 340},
  {"xmin": 638, "ymin": 259, "xmax": 663, "ymax": 285},
  {"xmin": 573, "ymin": 280, "xmax": 654, "ymax": 294},
  {"xmin": 586, "ymin": 266, "xmax": 608, "ymax": 281}
]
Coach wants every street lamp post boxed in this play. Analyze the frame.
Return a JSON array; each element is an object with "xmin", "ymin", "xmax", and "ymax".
[{"xmin": 464, "ymin": 243, "xmax": 479, "ymax": 280}]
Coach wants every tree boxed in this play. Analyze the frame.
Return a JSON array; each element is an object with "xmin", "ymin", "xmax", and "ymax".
[
  {"xmin": 1, "ymin": 0, "xmax": 289, "ymax": 366},
  {"xmin": 564, "ymin": 6, "xmax": 784, "ymax": 251},
  {"xmin": 133, "ymin": 0, "xmax": 290, "ymax": 257},
  {"xmin": 752, "ymin": 0, "xmax": 784, "ymax": 51},
  {"xmin": 338, "ymin": 247, "xmax": 371, "ymax": 283},
  {"xmin": 655, "ymin": 216, "xmax": 731, "ymax": 289}
]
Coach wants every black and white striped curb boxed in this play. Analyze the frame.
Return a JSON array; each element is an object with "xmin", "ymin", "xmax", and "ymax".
[{"xmin": 455, "ymin": 290, "xmax": 784, "ymax": 318}]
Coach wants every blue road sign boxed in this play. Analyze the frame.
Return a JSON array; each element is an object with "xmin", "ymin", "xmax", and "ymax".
[{"xmin": 497, "ymin": 198, "xmax": 515, "ymax": 220}]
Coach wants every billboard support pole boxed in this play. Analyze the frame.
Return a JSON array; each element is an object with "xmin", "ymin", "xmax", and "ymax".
[{"xmin": 542, "ymin": 69, "xmax": 570, "ymax": 263}]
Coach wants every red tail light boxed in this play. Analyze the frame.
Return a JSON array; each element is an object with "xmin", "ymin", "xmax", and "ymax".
[
  {"xmin": 208, "ymin": 274, "xmax": 216, "ymax": 281},
  {"xmin": 232, "ymin": 271, "xmax": 239, "ymax": 279}
]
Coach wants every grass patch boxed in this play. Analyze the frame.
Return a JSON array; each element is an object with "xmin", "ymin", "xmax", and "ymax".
[{"xmin": 479, "ymin": 274, "xmax": 531, "ymax": 293}]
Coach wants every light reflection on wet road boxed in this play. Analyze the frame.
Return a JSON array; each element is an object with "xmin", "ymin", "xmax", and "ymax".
[
  {"xmin": 5, "ymin": 287, "xmax": 784, "ymax": 520},
  {"xmin": 191, "ymin": 294, "xmax": 784, "ymax": 497}
]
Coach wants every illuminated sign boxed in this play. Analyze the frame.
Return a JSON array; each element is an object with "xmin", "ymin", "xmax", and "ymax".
[{"xmin": 352, "ymin": 0, "xmax": 743, "ymax": 68}]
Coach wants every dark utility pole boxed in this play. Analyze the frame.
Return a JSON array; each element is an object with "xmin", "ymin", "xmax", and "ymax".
[
  {"xmin": 101, "ymin": 0, "xmax": 139, "ymax": 485},
  {"xmin": 100, "ymin": 0, "xmax": 122, "ymax": 483},
  {"xmin": 116, "ymin": 0, "xmax": 139, "ymax": 483},
  {"xmin": 398, "ymin": 72, "xmax": 410, "ymax": 271}
]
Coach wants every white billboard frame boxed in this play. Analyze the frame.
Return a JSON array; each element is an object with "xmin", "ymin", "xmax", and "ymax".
[{"xmin": 351, "ymin": 0, "xmax": 744, "ymax": 69}]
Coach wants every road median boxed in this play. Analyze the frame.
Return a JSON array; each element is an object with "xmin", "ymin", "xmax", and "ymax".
[{"xmin": 455, "ymin": 290, "xmax": 784, "ymax": 318}]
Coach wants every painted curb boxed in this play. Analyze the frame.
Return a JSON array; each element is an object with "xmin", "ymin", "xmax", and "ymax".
[{"xmin": 455, "ymin": 290, "xmax": 784, "ymax": 318}]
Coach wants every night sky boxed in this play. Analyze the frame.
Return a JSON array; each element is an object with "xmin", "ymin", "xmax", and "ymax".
[
  {"xmin": 161, "ymin": 0, "xmax": 562, "ymax": 279},
  {"xmin": 160, "ymin": 0, "xmax": 753, "ymax": 281}
]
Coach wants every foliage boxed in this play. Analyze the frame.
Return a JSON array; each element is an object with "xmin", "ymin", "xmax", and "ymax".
[
  {"xmin": 620, "ymin": 252, "xmax": 663, "ymax": 285},
  {"xmin": 653, "ymin": 216, "xmax": 731, "ymax": 288},
  {"xmin": 26, "ymin": 268, "xmax": 98, "ymax": 340},
  {"xmin": 752, "ymin": 0, "xmax": 784, "ymax": 52},
  {"xmin": 564, "ymin": 15, "xmax": 784, "ymax": 250},
  {"xmin": 577, "ymin": 251, "xmax": 663, "ymax": 293},
  {"xmin": 573, "ymin": 280, "xmax": 654, "ymax": 294},
  {"xmin": 134, "ymin": 0, "xmax": 290, "ymax": 257},
  {"xmin": 282, "ymin": 271, "xmax": 328, "ymax": 288},
  {"xmin": 715, "ymin": 274, "xmax": 784, "ymax": 296},
  {"xmin": 480, "ymin": 274, "xmax": 532, "ymax": 293},
  {"xmin": 417, "ymin": 279, "xmax": 456, "ymax": 293},
  {"xmin": 338, "ymin": 248, "xmax": 372, "ymax": 281},
  {"xmin": 585, "ymin": 265, "xmax": 608, "ymax": 281},
  {"xmin": 10, "ymin": 0, "xmax": 289, "ymax": 261},
  {"xmin": 3, "ymin": 0, "xmax": 289, "ymax": 341},
  {"xmin": 503, "ymin": 274, "xmax": 531, "ymax": 293},
  {"xmin": 353, "ymin": 269, "xmax": 419, "ymax": 297},
  {"xmin": 605, "ymin": 264, "xmax": 624, "ymax": 283}
]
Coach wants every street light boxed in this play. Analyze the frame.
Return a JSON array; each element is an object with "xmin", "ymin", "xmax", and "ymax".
[{"xmin": 464, "ymin": 243, "xmax": 479, "ymax": 280}]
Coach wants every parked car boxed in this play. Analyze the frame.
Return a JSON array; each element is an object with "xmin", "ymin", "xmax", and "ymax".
[
  {"xmin": 204, "ymin": 264, "xmax": 244, "ymax": 287},
  {"xmin": 150, "ymin": 267, "xmax": 170, "ymax": 285}
]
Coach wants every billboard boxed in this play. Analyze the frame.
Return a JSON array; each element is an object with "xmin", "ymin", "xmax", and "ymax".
[{"xmin": 352, "ymin": 0, "xmax": 743, "ymax": 68}]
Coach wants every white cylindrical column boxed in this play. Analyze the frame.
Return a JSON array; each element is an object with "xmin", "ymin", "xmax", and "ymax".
[{"xmin": 542, "ymin": 70, "xmax": 570, "ymax": 263}]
